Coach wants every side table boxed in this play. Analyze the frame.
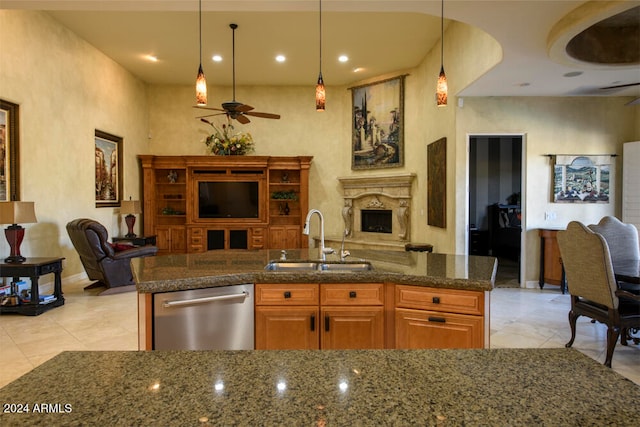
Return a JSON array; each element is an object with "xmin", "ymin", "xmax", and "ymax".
[
  {"xmin": 538, "ymin": 229, "xmax": 566, "ymax": 294},
  {"xmin": 0, "ymin": 257, "xmax": 65, "ymax": 316},
  {"xmin": 112, "ymin": 235, "xmax": 156, "ymax": 247}
]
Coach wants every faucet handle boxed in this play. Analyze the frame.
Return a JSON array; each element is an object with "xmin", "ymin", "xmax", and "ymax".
[{"xmin": 323, "ymin": 247, "xmax": 335, "ymax": 255}]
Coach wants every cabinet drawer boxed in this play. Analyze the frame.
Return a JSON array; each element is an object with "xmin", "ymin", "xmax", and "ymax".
[
  {"xmin": 255, "ymin": 284, "xmax": 319, "ymax": 305},
  {"xmin": 395, "ymin": 308, "xmax": 484, "ymax": 349},
  {"xmin": 395, "ymin": 285, "xmax": 484, "ymax": 316},
  {"xmin": 320, "ymin": 283, "xmax": 384, "ymax": 306}
]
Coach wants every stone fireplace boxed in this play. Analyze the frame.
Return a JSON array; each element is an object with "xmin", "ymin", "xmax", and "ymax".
[{"xmin": 336, "ymin": 173, "xmax": 416, "ymax": 249}]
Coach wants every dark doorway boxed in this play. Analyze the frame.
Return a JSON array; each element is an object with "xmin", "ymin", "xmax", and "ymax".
[{"xmin": 469, "ymin": 135, "xmax": 523, "ymax": 286}]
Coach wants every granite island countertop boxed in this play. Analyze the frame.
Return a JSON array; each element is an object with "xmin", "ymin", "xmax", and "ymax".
[
  {"xmin": 132, "ymin": 248, "xmax": 497, "ymax": 294},
  {"xmin": 0, "ymin": 348, "xmax": 638, "ymax": 426}
]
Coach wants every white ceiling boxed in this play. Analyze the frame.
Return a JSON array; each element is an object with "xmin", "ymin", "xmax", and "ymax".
[{"xmin": 3, "ymin": 0, "xmax": 639, "ymax": 98}]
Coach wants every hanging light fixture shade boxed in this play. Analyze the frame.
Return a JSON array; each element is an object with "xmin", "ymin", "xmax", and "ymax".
[
  {"xmin": 436, "ymin": 0, "xmax": 448, "ymax": 107},
  {"xmin": 195, "ymin": 0, "xmax": 207, "ymax": 106},
  {"xmin": 316, "ymin": 73, "xmax": 326, "ymax": 111},
  {"xmin": 316, "ymin": 0, "xmax": 325, "ymax": 111}
]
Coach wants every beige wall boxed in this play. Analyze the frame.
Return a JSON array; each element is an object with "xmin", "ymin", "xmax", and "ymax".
[
  {"xmin": 0, "ymin": 11, "xmax": 150, "ymax": 277},
  {"xmin": 2, "ymin": 10, "xmax": 639, "ymax": 287},
  {"xmin": 457, "ymin": 97, "xmax": 640, "ymax": 284}
]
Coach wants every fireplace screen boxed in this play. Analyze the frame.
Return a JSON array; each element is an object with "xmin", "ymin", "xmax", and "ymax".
[{"xmin": 361, "ymin": 210, "xmax": 392, "ymax": 233}]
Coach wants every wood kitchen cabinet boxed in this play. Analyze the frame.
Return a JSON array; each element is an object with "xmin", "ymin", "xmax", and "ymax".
[
  {"xmin": 255, "ymin": 284, "xmax": 319, "ymax": 350},
  {"xmin": 255, "ymin": 283, "xmax": 384, "ymax": 350},
  {"xmin": 538, "ymin": 228, "xmax": 566, "ymax": 293},
  {"xmin": 320, "ymin": 283, "xmax": 385, "ymax": 350},
  {"xmin": 395, "ymin": 285, "xmax": 487, "ymax": 349}
]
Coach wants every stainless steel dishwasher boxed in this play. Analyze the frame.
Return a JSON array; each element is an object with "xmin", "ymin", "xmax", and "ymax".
[{"xmin": 153, "ymin": 284, "xmax": 254, "ymax": 350}]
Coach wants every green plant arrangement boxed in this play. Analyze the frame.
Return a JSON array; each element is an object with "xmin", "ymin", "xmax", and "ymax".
[
  {"xmin": 271, "ymin": 190, "xmax": 298, "ymax": 200},
  {"xmin": 203, "ymin": 118, "xmax": 255, "ymax": 155}
]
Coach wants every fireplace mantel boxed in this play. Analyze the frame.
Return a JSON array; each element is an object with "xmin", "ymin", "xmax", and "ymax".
[{"xmin": 337, "ymin": 173, "xmax": 416, "ymax": 248}]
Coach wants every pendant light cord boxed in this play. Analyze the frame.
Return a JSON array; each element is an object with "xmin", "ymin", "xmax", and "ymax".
[
  {"xmin": 319, "ymin": 0, "xmax": 323, "ymax": 76},
  {"xmin": 199, "ymin": 0, "xmax": 202, "ymax": 65},
  {"xmin": 440, "ymin": 0, "xmax": 444, "ymax": 66}
]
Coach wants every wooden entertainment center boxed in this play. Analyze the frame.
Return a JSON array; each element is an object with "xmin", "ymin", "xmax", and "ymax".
[{"xmin": 138, "ymin": 155, "xmax": 312, "ymax": 254}]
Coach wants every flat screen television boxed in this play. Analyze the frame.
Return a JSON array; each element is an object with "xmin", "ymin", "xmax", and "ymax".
[{"xmin": 198, "ymin": 181, "xmax": 259, "ymax": 219}]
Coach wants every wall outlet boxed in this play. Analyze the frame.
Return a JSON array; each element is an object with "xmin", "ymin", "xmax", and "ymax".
[{"xmin": 544, "ymin": 211, "xmax": 556, "ymax": 221}]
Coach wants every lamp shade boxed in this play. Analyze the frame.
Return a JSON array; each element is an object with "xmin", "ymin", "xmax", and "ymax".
[
  {"xmin": 121, "ymin": 200, "xmax": 142, "ymax": 215},
  {"xmin": 0, "ymin": 201, "xmax": 37, "ymax": 225}
]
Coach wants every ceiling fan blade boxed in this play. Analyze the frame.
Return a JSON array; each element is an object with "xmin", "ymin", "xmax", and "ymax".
[
  {"xmin": 600, "ymin": 82, "xmax": 640, "ymax": 90},
  {"xmin": 236, "ymin": 114, "xmax": 251, "ymax": 124},
  {"xmin": 194, "ymin": 105, "xmax": 225, "ymax": 112},
  {"xmin": 245, "ymin": 111, "xmax": 281, "ymax": 119},
  {"xmin": 197, "ymin": 113, "xmax": 226, "ymax": 120},
  {"xmin": 237, "ymin": 104, "xmax": 254, "ymax": 112}
]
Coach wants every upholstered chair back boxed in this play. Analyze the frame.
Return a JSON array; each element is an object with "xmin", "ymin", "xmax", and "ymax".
[
  {"xmin": 557, "ymin": 221, "xmax": 619, "ymax": 309},
  {"xmin": 588, "ymin": 216, "xmax": 639, "ymax": 262}
]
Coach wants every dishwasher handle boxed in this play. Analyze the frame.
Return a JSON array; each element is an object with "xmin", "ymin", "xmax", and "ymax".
[{"xmin": 162, "ymin": 291, "xmax": 250, "ymax": 308}]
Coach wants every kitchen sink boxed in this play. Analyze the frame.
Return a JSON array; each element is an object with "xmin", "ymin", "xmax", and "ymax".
[
  {"xmin": 264, "ymin": 261, "xmax": 320, "ymax": 271},
  {"xmin": 319, "ymin": 262, "xmax": 373, "ymax": 272},
  {"xmin": 264, "ymin": 261, "xmax": 373, "ymax": 272}
]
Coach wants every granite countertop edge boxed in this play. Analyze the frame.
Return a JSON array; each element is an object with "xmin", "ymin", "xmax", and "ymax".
[{"xmin": 135, "ymin": 270, "xmax": 495, "ymax": 294}]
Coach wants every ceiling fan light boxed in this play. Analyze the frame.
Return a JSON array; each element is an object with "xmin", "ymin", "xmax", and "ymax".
[
  {"xmin": 436, "ymin": 66, "xmax": 448, "ymax": 107},
  {"xmin": 196, "ymin": 63, "xmax": 207, "ymax": 106},
  {"xmin": 316, "ymin": 74, "xmax": 325, "ymax": 111}
]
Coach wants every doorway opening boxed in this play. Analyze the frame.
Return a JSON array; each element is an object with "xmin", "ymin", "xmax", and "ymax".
[{"xmin": 468, "ymin": 135, "xmax": 524, "ymax": 287}]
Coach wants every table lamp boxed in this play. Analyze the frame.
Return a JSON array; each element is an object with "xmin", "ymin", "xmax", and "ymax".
[
  {"xmin": 0, "ymin": 201, "xmax": 38, "ymax": 263},
  {"xmin": 121, "ymin": 199, "xmax": 142, "ymax": 238}
]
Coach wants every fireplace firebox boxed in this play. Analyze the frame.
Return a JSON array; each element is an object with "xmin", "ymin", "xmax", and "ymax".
[{"xmin": 361, "ymin": 210, "xmax": 392, "ymax": 233}]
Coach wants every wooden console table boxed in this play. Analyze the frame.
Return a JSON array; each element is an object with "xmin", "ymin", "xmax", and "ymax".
[
  {"xmin": 0, "ymin": 257, "xmax": 65, "ymax": 316},
  {"xmin": 538, "ymin": 229, "xmax": 566, "ymax": 293}
]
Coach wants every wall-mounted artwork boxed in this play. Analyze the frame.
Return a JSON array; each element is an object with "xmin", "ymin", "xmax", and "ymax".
[
  {"xmin": 351, "ymin": 75, "xmax": 405, "ymax": 169},
  {"xmin": 95, "ymin": 129, "xmax": 122, "ymax": 207},
  {"xmin": 553, "ymin": 155, "xmax": 612, "ymax": 203},
  {"xmin": 428, "ymin": 137, "xmax": 446, "ymax": 228},
  {"xmin": 0, "ymin": 99, "xmax": 19, "ymax": 201}
]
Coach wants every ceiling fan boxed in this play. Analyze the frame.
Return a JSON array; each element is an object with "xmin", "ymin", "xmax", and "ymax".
[{"xmin": 194, "ymin": 23, "xmax": 281, "ymax": 124}]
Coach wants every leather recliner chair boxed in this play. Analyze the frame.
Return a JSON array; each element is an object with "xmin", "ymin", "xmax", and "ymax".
[{"xmin": 66, "ymin": 218, "xmax": 158, "ymax": 292}]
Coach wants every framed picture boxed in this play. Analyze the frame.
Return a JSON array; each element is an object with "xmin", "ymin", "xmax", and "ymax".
[
  {"xmin": 553, "ymin": 155, "xmax": 611, "ymax": 204},
  {"xmin": 95, "ymin": 129, "xmax": 122, "ymax": 207},
  {"xmin": 0, "ymin": 99, "xmax": 20, "ymax": 201},
  {"xmin": 428, "ymin": 137, "xmax": 446, "ymax": 228},
  {"xmin": 351, "ymin": 75, "xmax": 405, "ymax": 169}
]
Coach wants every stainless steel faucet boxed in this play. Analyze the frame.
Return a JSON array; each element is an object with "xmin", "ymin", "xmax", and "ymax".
[
  {"xmin": 340, "ymin": 228, "xmax": 350, "ymax": 261},
  {"xmin": 303, "ymin": 209, "xmax": 334, "ymax": 261}
]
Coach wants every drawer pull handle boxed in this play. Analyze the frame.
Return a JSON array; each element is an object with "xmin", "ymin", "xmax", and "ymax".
[
  {"xmin": 349, "ymin": 291, "xmax": 357, "ymax": 298},
  {"xmin": 325, "ymin": 315, "xmax": 330, "ymax": 332},
  {"xmin": 432, "ymin": 296, "xmax": 440, "ymax": 304},
  {"xmin": 428, "ymin": 316, "xmax": 446, "ymax": 323},
  {"xmin": 310, "ymin": 314, "xmax": 315, "ymax": 331},
  {"xmin": 284, "ymin": 291, "xmax": 291, "ymax": 299}
]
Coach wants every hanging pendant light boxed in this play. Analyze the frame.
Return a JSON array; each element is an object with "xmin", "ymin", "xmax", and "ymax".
[
  {"xmin": 436, "ymin": 0, "xmax": 448, "ymax": 107},
  {"xmin": 316, "ymin": 0, "xmax": 326, "ymax": 111},
  {"xmin": 195, "ymin": 0, "xmax": 207, "ymax": 106}
]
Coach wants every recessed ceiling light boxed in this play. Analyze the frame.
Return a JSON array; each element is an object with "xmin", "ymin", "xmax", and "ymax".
[
  {"xmin": 144, "ymin": 55, "xmax": 158, "ymax": 62},
  {"xmin": 338, "ymin": 55, "xmax": 349, "ymax": 63},
  {"xmin": 353, "ymin": 67, "xmax": 364, "ymax": 73},
  {"xmin": 212, "ymin": 55, "xmax": 222, "ymax": 62},
  {"xmin": 275, "ymin": 55, "xmax": 286, "ymax": 63},
  {"xmin": 563, "ymin": 71, "xmax": 583, "ymax": 77}
]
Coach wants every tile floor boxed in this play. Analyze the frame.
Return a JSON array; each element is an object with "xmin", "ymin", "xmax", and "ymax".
[{"xmin": 0, "ymin": 278, "xmax": 638, "ymax": 389}]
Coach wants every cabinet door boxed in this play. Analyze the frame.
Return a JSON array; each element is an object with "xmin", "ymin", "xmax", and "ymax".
[
  {"xmin": 255, "ymin": 306, "xmax": 319, "ymax": 350},
  {"xmin": 269, "ymin": 225, "xmax": 301, "ymax": 249},
  {"xmin": 321, "ymin": 306, "xmax": 385, "ymax": 350},
  {"xmin": 156, "ymin": 226, "xmax": 186, "ymax": 254},
  {"xmin": 395, "ymin": 308, "xmax": 483, "ymax": 349},
  {"xmin": 540, "ymin": 230, "xmax": 563, "ymax": 285}
]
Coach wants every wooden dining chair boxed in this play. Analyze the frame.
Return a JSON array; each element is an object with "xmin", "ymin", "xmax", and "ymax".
[{"xmin": 557, "ymin": 221, "xmax": 640, "ymax": 367}]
